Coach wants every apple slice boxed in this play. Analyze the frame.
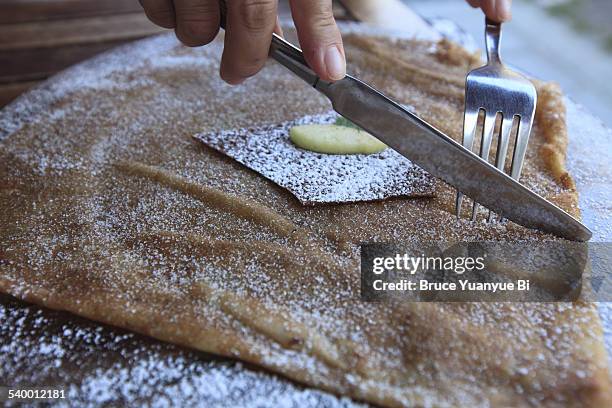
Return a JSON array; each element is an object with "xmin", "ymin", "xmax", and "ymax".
[{"xmin": 289, "ymin": 124, "xmax": 387, "ymax": 155}]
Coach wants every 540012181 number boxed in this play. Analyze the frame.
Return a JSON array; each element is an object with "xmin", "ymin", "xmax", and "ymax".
[{"xmin": 1, "ymin": 387, "xmax": 66, "ymax": 401}]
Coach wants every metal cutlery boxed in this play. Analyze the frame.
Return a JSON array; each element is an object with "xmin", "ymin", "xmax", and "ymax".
[{"xmin": 456, "ymin": 18, "xmax": 537, "ymax": 222}]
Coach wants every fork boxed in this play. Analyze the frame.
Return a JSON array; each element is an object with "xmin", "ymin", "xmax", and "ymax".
[{"xmin": 455, "ymin": 18, "xmax": 537, "ymax": 221}]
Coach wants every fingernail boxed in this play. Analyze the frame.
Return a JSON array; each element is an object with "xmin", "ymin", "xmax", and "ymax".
[
  {"xmin": 221, "ymin": 74, "xmax": 245, "ymax": 86},
  {"xmin": 220, "ymin": 63, "xmax": 245, "ymax": 85},
  {"xmin": 497, "ymin": 0, "xmax": 512, "ymax": 21},
  {"xmin": 324, "ymin": 46, "xmax": 346, "ymax": 81}
]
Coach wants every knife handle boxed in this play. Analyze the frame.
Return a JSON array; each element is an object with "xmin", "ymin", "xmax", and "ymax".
[{"xmin": 217, "ymin": 0, "xmax": 320, "ymax": 86}]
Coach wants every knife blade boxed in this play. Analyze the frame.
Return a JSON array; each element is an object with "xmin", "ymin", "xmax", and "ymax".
[
  {"xmin": 217, "ymin": 5, "xmax": 591, "ymax": 241},
  {"xmin": 315, "ymin": 76, "xmax": 591, "ymax": 241}
]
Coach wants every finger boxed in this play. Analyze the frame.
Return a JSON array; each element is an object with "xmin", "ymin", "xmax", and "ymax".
[
  {"xmin": 495, "ymin": 0, "xmax": 512, "ymax": 21},
  {"xmin": 140, "ymin": 0, "xmax": 176, "ymax": 28},
  {"xmin": 173, "ymin": 0, "xmax": 220, "ymax": 47},
  {"xmin": 480, "ymin": 0, "xmax": 512, "ymax": 22},
  {"xmin": 480, "ymin": 0, "xmax": 498, "ymax": 21},
  {"xmin": 466, "ymin": 0, "xmax": 481, "ymax": 8},
  {"xmin": 289, "ymin": 0, "xmax": 345, "ymax": 82},
  {"xmin": 274, "ymin": 15, "xmax": 284, "ymax": 37},
  {"xmin": 220, "ymin": 0, "xmax": 278, "ymax": 84}
]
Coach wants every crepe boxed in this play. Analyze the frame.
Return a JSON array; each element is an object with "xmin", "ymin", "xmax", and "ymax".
[{"xmin": 0, "ymin": 28, "xmax": 610, "ymax": 407}]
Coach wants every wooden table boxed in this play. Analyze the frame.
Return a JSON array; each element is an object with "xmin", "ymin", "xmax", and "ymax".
[
  {"xmin": 0, "ymin": 0, "xmax": 433, "ymax": 108},
  {"xmin": 0, "ymin": 0, "xmax": 362, "ymax": 108},
  {"xmin": 0, "ymin": 0, "xmax": 169, "ymax": 107}
]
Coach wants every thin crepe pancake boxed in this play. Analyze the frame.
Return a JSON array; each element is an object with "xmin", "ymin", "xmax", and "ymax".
[{"xmin": 0, "ymin": 29, "xmax": 610, "ymax": 407}]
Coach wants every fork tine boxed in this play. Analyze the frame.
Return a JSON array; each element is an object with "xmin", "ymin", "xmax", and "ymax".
[
  {"xmin": 471, "ymin": 112, "xmax": 497, "ymax": 220},
  {"xmin": 462, "ymin": 107, "xmax": 480, "ymax": 152},
  {"xmin": 495, "ymin": 115, "xmax": 514, "ymax": 173},
  {"xmin": 487, "ymin": 115, "xmax": 514, "ymax": 222},
  {"xmin": 455, "ymin": 107, "xmax": 480, "ymax": 218},
  {"xmin": 455, "ymin": 192, "xmax": 464, "ymax": 219},
  {"xmin": 510, "ymin": 115, "xmax": 534, "ymax": 180},
  {"xmin": 479, "ymin": 113, "xmax": 497, "ymax": 161}
]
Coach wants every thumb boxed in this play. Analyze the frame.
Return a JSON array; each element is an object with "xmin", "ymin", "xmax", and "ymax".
[
  {"xmin": 289, "ymin": 0, "xmax": 346, "ymax": 82},
  {"xmin": 467, "ymin": 0, "xmax": 513, "ymax": 22}
]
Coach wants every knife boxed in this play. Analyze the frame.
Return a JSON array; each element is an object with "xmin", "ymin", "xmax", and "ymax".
[{"xmin": 217, "ymin": 3, "xmax": 591, "ymax": 242}]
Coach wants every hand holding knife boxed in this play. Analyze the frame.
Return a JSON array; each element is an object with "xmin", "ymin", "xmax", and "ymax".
[{"xmin": 214, "ymin": 0, "xmax": 591, "ymax": 241}]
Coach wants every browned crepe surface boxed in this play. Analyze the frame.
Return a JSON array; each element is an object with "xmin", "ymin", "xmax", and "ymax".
[{"xmin": 0, "ymin": 30, "xmax": 610, "ymax": 407}]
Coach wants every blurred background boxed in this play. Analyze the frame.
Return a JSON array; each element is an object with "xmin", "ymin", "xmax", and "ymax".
[
  {"xmin": 403, "ymin": 0, "xmax": 612, "ymax": 127},
  {"xmin": 1, "ymin": 0, "xmax": 611, "ymax": 126}
]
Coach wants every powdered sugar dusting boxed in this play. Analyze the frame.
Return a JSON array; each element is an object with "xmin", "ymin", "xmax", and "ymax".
[
  {"xmin": 0, "ymin": 35, "xmax": 214, "ymax": 142},
  {"xmin": 0, "ymin": 297, "xmax": 361, "ymax": 407},
  {"xmin": 195, "ymin": 111, "xmax": 434, "ymax": 205}
]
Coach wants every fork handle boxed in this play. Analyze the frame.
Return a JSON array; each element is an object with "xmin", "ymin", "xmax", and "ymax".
[{"xmin": 485, "ymin": 18, "xmax": 502, "ymax": 65}]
